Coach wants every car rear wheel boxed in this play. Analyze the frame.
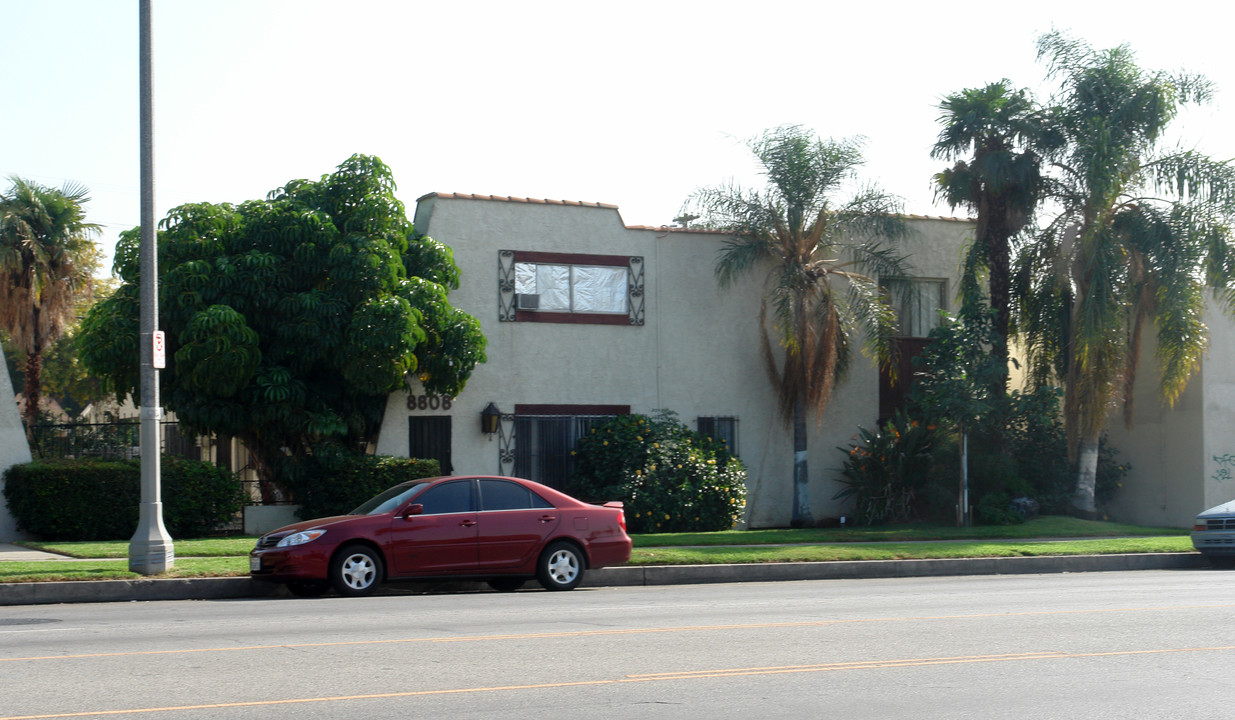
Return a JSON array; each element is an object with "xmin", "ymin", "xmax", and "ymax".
[
  {"xmin": 537, "ymin": 541, "xmax": 584, "ymax": 591},
  {"xmin": 487, "ymin": 578, "xmax": 526, "ymax": 592},
  {"xmin": 330, "ymin": 545, "xmax": 384, "ymax": 597}
]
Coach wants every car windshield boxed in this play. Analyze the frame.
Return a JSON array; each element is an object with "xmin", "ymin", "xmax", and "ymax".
[{"xmin": 350, "ymin": 481, "xmax": 432, "ymax": 516}]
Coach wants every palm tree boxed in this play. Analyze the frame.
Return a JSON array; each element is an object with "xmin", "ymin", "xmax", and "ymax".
[
  {"xmin": 932, "ymin": 80, "xmax": 1057, "ymax": 397},
  {"xmin": 1018, "ymin": 32, "xmax": 1235, "ymax": 517},
  {"xmin": 685, "ymin": 125, "xmax": 910, "ymax": 527},
  {"xmin": 0, "ymin": 176, "xmax": 100, "ymax": 445}
]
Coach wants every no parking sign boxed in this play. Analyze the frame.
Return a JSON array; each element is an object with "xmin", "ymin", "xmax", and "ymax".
[{"xmin": 153, "ymin": 330, "xmax": 166, "ymax": 369}]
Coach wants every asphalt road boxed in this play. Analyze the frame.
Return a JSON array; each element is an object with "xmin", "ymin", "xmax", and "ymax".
[{"xmin": 2, "ymin": 569, "xmax": 1234, "ymax": 719}]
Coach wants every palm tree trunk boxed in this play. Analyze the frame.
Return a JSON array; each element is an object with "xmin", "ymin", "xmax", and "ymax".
[
  {"xmin": 1071, "ymin": 434, "xmax": 1099, "ymax": 519},
  {"xmin": 22, "ymin": 350, "xmax": 42, "ymax": 451},
  {"xmin": 790, "ymin": 397, "xmax": 813, "ymax": 527},
  {"xmin": 988, "ymin": 217, "xmax": 1011, "ymax": 404}
]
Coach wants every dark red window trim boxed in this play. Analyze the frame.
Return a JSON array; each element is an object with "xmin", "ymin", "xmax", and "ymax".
[
  {"xmin": 512, "ymin": 251, "xmax": 629, "ymax": 267},
  {"xmin": 514, "ymin": 312, "xmax": 630, "ymax": 326},
  {"xmin": 514, "ymin": 404, "xmax": 631, "ymax": 416}
]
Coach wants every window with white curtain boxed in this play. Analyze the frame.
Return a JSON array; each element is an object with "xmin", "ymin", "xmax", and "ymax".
[
  {"xmin": 514, "ymin": 262, "xmax": 628, "ymax": 314},
  {"xmin": 883, "ymin": 278, "xmax": 946, "ymax": 338}
]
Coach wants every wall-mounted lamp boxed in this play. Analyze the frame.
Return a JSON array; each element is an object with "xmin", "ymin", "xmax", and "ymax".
[{"xmin": 481, "ymin": 402, "xmax": 502, "ymax": 435}]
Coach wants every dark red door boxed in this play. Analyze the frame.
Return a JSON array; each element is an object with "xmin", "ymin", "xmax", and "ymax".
[
  {"xmin": 389, "ymin": 480, "xmax": 478, "ymax": 575},
  {"xmin": 476, "ymin": 479, "xmax": 559, "ymax": 570}
]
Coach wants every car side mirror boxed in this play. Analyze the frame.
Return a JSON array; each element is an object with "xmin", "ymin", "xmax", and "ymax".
[{"xmin": 402, "ymin": 504, "xmax": 424, "ymax": 519}]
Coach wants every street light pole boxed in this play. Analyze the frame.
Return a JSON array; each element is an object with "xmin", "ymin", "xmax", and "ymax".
[{"xmin": 129, "ymin": 0, "xmax": 174, "ymax": 574}]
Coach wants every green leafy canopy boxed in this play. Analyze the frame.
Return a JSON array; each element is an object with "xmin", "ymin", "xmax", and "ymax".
[{"xmin": 79, "ymin": 155, "xmax": 486, "ymax": 493}]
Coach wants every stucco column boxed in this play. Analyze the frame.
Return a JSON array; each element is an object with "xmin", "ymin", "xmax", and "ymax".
[{"xmin": 0, "ymin": 345, "xmax": 33, "ymax": 541}]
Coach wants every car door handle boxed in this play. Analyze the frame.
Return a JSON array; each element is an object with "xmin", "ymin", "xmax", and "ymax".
[
  {"xmin": 538, "ymin": 515, "xmax": 556, "ymax": 523},
  {"xmin": 460, "ymin": 519, "xmax": 477, "ymax": 527}
]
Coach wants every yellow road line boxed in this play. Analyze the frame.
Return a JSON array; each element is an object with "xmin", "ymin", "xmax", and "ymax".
[
  {"xmin": 3, "ymin": 604, "xmax": 1234, "ymax": 664},
  {"xmin": 3, "ymin": 646, "xmax": 1234, "ymax": 720}
]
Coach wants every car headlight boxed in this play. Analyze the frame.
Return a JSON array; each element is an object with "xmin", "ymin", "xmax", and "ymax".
[{"xmin": 277, "ymin": 530, "xmax": 327, "ymax": 547}]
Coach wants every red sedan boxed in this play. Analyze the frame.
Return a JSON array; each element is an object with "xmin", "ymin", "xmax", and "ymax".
[{"xmin": 250, "ymin": 475, "xmax": 632, "ymax": 597}]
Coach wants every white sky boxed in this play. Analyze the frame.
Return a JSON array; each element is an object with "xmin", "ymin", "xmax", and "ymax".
[{"xmin": 4, "ymin": 0, "xmax": 1233, "ymax": 274}]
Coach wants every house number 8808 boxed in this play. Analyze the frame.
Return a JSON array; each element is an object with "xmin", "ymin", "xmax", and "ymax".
[{"xmin": 407, "ymin": 394, "xmax": 453, "ymax": 411}]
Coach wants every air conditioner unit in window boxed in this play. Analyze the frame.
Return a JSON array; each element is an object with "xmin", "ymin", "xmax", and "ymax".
[{"xmin": 515, "ymin": 293, "xmax": 540, "ymax": 310}]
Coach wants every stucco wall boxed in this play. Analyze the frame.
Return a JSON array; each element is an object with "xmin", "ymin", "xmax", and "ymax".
[
  {"xmin": 377, "ymin": 197, "xmax": 972, "ymax": 527},
  {"xmin": 1105, "ymin": 297, "xmax": 1235, "ymax": 528},
  {"xmin": 0, "ymin": 345, "xmax": 33, "ymax": 540},
  {"xmin": 1201, "ymin": 297, "xmax": 1235, "ymax": 512}
]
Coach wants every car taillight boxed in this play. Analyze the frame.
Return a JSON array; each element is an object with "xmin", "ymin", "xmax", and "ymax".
[{"xmin": 602, "ymin": 501, "xmax": 627, "ymax": 532}]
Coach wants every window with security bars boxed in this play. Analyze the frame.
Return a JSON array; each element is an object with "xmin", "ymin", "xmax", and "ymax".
[
  {"xmin": 512, "ymin": 406, "xmax": 627, "ymax": 490},
  {"xmin": 409, "ymin": 416, "xmax": 452, "ymax": 475},
  {"xmin": 696, "ymin": 416, "xmax": 739, "ymax": 458}
]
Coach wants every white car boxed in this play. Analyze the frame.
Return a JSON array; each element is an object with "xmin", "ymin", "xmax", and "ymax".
[{"xmin": 1191, "ymin": 499, "xmax": 1235, "ymax": 566}]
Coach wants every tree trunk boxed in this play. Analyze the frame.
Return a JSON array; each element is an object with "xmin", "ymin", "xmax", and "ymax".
[
  {"xmin": 1070, "ymin": 434, "xmax": 1099, "ymax": 519},
  {"xmin": 988, "ymin": 224, "xmax": 1011, "ymax": 405},
  {"xmin": 958, "ymin": 425, "xmax": 970, "ymax": 527},
  {"xmin": 790, "ymin": 397, "xmax": 813, "ymax": 527},
  {"xmin": 22, "ymin": 350, "xmax": 42, "ymax": 452},
  {"xmin": 239, "ymin": 431, "xmax": 289, "ymax": 504}
]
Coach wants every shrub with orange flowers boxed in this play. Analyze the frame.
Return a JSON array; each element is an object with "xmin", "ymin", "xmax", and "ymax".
[{"xmin": 833, "ymin": 411, "xmax": 942, "ymax": 525}]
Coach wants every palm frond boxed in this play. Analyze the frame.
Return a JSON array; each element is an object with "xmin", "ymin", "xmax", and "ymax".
[{"xmin": 688, "ymin": 125, "xmax": 911, "ymax": 426}]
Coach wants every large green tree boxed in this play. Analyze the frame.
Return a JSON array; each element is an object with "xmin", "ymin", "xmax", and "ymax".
[
  {"xmin": 685, "ymin": 125, "xmax": 910, "ymax": 527},
  {"xmin": 0, "ymin": 177, "xmax": 100, "ymax": 443},
  {"xmin": 80, "ymin": 155, "xmax": 486, "ymax": 499},
  {"xmin": 1016, "ymin": 32, "xmax": 1235, "ymax": 516},
  {"xmin": 932, "ymin": 80, "xmax": 1058, "ymax": 396}
]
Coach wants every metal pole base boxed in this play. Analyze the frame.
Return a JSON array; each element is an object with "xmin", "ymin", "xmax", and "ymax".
[
  {"xmin": 129, "ymin": 502, "xmax": 175, "ymax": 574},
  {"xmin": 129, "ymin": 405, "xmax": 174, "ymax": 575}
]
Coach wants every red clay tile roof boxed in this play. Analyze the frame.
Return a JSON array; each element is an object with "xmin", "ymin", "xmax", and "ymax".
[
  {"xmin": 417, "ymin": 192, "xmax": 973, "ymax": 229},
  {"xmin": 418, "ymin": 192, "xmax": 618, "ymax": 210}
]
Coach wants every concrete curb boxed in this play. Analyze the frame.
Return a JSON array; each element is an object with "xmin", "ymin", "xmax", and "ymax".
[
  {"xmin": 0, "ymin": 553, "xmax": 1211, "ymax": 606},
  {"xmin": 582, "ymin": 552, "xmax": 1209, "ymax": 587}
]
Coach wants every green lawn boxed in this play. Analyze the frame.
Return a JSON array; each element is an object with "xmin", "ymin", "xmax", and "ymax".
[
  {"xmin": 0, "ymin": 557, "xmax": 249, "ymax": 583},
  {"xmin": 3, "ymin": 516, "xmax": 1192, "ymax": 584},
  {"xmin": 17, "ymin": 537, "xmax": 258, "ymax": 559},
  {"xmin": 631, "ymin": 537, "xmax": 1194, "ymax": 565},
  {"xmin": 628, "ymin": 516, "xmax": 1184, "ymax": 547}
]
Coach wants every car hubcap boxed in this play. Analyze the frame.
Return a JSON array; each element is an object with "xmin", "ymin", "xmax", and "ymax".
[
  {"xmin": 547, "ymin": 549, "xmax": 579, "ymax": 585},
  {"xmin": 341, "ymin": 554, "xmax": 375, "ymax": 590}
]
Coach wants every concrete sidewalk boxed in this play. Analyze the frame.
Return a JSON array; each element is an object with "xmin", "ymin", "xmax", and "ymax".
[
  {"xmin": 0, "ymin": 543, "xmax": 77, "ymax": 561},
  {"xmin": 0, "ymin": 540, "xmax": 1212, "ymax": 606}
]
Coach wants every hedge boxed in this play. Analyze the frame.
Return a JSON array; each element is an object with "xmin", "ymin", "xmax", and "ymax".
[
  {"xmin": 2, "ymin": 457, "xmax": 245, "ymax": 541},
  {"xmin": 289, "ymin": 454, "xmax": 441, "ymax": 520}
]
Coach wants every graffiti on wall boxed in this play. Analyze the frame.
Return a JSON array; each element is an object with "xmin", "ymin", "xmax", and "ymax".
[{"xmin": 1212, "ymin": 454, "xmax": 1235, "ymax": 485}]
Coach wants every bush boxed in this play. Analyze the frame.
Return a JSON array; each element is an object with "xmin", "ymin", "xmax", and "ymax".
[
  {"xmin": 2, "ymin": 457, "xmax": 244, "ymax": 540},
  {"xmin": 833, "ymin": 412, "xmax": 944, "ymax": 525},
  {"xmin": 1001, "ymin": 387, "xmax": 1130, "ymax": 514},
  {"xmin": 975, "ymin": 491, "xmax": 1023, "ymax": 525},
  {"xmin": 162, "ymin": 457, "xmax": 247, "ymax": 537},
  {"xmin": 565, "ymin": 411, "xmax": 746, "ymax": 534},
  {"xmin": 1002, "ymin": 387, "xmax": 1071, "ymax": 512},
  {"xmin": 288, "ymin": 450, "xmax": 441, "ymax": 520},
  {"xmin": 892, "ymin": 302, "xmax": 1132, "ymax": 523}
]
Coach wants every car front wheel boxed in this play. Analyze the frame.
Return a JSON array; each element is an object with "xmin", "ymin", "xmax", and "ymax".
[
  {"xmin": 330, "ymin": 545, "xmax": 384, "ymax": 597},
  {"xmin": 537, "ymin": 541, "xmax": 584, "ymax": 591}
]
